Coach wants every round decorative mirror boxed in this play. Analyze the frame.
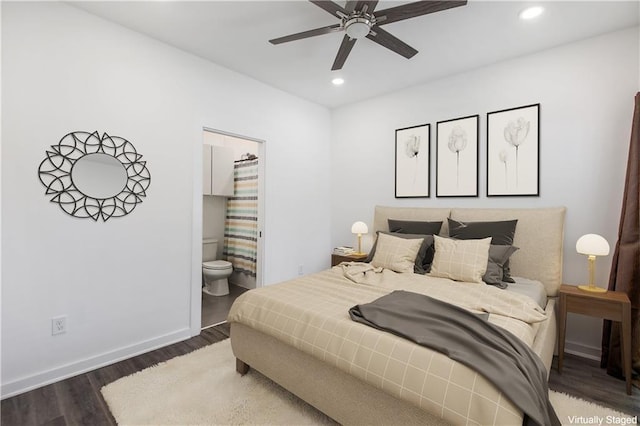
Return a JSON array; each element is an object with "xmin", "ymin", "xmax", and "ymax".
[
  {"xmin": 38, "ymin": 131, "xmax": 151, "ymax": 221},
  {"xmin": 71, "ymin": 153, "xmax": 128, "ymax": 199}
]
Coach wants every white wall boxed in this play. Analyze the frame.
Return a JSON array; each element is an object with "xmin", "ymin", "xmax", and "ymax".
[
  {"xmin": 330, "ymin": 27, "xmax": 640, "ymax": 358},
  {"xmin": 1, "ymin": 2, "xmax": 331, "ymax": 397}
]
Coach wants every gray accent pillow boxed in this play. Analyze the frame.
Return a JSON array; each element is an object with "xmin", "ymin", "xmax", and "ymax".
[
  {"xmin": 502, "ymin": 263, "xmax": 516, "ymax": 284},
  {"xmin": 483, "ymin": 245, "xmax": 519, "ymax": 288},
  {"xmin": 447, "ymin": 218, "xmax": 518, "ymax": 281},
  {"xmin": 447, "ymin": 218, "xmax": 517, "ymax": 245},
  {"xmin": 388, "ymin": 219, "xmax": 443, "ymax": 235},
  {"xmin": 366, "ymin": 231, "xmax": 435, "ymax": 274}
]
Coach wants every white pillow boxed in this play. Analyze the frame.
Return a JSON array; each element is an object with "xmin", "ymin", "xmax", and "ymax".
[
  {"xmin": 429, "ymin": 235, "xmax": 492, "ymax": 283},
  {"xmin": 370, "ymin": 232, "xmax": 423, "ymax": 273}
]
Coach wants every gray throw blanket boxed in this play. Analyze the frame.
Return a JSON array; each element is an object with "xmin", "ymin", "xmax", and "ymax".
[{"xmin": 349, "ymin": 290, "xmax": 560, "ymax": 426}]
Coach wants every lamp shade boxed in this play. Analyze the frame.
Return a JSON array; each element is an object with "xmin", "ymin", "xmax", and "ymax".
[
  {"xmin": 351, "ymin": 221, "xmax": 368, "ymax": 235},
  {"xmin": 576, "ymin": 234, "xmax": 610, "ymax": 256}
]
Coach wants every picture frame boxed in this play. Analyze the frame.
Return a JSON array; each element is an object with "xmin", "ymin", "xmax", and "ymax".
[
  {"xmin": 395, "ymin": 123, "xmax": 430, "ymax": 198},
  {"xmin": 487, "ymin": 104, "xmax": 540, "ymax": 196},
  {"xmin": 436, "ymin": 115, "xmax": 479, "ymax": 197}
]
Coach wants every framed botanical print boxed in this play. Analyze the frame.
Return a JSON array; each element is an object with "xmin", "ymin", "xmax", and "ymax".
[
  {"xmin": 395, "ymin": 124, "xmax": 430, "ymax": 198},
  {"xmin": 487, "ymin": 104, "xmax": 540, "ymax": 196},
  {"xmin": 436, "ymin": 115, "xmax": 479, "ymax": 197}
]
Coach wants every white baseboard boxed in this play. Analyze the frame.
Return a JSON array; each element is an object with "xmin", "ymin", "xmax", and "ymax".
[
  {"xmin": 1, "ymin": 327, "xmax": 192, "ymax": 399},
  {"xmin": 564, "ymin": 339, "xmax": 601, "ymax": 361}
]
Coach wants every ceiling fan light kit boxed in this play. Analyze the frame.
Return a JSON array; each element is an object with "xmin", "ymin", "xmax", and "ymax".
[
  {"xmin": 345, "ymin": 17, "xmax": 373, "ymax": 39},
  {"xmin": 269, "ymin": 0, "xmax": 468, "ymax": 71}
]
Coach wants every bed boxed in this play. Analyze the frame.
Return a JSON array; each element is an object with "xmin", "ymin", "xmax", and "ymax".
[{"xmin": 228, "ymin": 206, "xmax": 566, "ymax": 425}]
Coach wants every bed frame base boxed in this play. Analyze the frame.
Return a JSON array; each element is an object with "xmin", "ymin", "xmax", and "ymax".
[
  {"xmin": 231, "ymin": 322, "xmax": 450, "ymax": 425},
  {"xmin": 236, "ymin": 358, "xmax": 250, "ymax": 375},
  {"xmin": 230, "ymin": 299, "xmax": 556, "ymax": 425}
]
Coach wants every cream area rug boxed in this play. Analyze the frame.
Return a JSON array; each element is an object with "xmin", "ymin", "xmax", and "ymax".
[{"xmin": 102, "ymin": 339, "xmax": 635, "ymax": 425}]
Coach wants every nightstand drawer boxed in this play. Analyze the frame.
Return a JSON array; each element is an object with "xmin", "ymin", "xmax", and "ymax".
[{"xmin": 564, "ymin": 296, "xmax": 624, "ymax": 321}]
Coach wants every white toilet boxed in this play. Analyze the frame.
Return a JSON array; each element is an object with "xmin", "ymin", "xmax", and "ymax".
[{"xmin": 202, "ymin": 238, "xmax": 233, "ymax": 296}]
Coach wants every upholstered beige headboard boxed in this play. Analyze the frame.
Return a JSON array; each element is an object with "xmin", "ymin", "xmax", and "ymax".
[{"xmin": 373, "ymin": 206, "xmax": 567, "ymax": 297}]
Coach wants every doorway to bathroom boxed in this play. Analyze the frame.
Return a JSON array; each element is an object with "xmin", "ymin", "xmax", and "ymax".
[{"xmin": 201, "ymin": 128, "xmax": 265, "ymax": 329}]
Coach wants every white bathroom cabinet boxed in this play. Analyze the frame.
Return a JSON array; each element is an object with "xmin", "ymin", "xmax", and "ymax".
[{"xmin": 203, "ymin": 145, "xmax": 234, "ymax": 196}]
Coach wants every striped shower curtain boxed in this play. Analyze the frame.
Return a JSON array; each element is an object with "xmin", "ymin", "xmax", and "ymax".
[{"xmin": 223, "ymin": 158, "xmax": 258, "ymax": 277}]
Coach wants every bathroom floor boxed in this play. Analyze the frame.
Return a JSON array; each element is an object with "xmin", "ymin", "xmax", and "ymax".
[{"xmin": 201, "ymin": 284, "xmax": 249, "ymax": 329}]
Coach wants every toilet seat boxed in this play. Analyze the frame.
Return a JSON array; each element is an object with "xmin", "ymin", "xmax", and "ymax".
[{"xmin": 203, "ymin": 260, "xmax": 232, "ymax": 270}]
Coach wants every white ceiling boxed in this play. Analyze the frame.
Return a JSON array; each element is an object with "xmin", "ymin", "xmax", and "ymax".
[{"xmin": 72, "ymin": 1, "xmax": 639, "ymax": 108}]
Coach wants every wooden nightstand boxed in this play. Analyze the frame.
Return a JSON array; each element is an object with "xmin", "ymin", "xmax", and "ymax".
[
  {"xmin": 331, "ymin": 253, "xmax": 367, "ymax": 266},
  {"xmin": 558, "ymin": 283, "xmax": 632, "ymax": 395}
]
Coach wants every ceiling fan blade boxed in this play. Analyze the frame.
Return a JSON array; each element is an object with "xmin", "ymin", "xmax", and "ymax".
[
  {"xmin": 366, "ymin": 27, "xmax": 417, "ymax": 59},
  {"xmin": 353, "ymin": 1, "xmax": 379, "ymax": 13},
  {"xmin": 344, "ymin": 1, "xmax": 358, "ymax": 13},
  {"xmin": 331, "ymin": 35, "xmax": 357, "ymax": 70},
  {"xmin": 309, "ymin": 0, "xmax": 348, "ymax": 18},
  {"xmin": 269, "ymin": 23, "xmax": 343, "ymax": 45},
  {"xmin": 375, "ymin": 0, "xmax": 467, "ymax": 26}
]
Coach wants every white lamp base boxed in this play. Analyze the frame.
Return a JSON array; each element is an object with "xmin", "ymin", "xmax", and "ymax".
[{"xmin": 578, "ymin": 284, "xmax": 607, "ymax": 293}]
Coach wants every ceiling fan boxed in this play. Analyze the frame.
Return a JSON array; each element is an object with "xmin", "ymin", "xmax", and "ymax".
[{"xmin": 269, "ymin": 1, "xmax": 468, "ymax": 71}]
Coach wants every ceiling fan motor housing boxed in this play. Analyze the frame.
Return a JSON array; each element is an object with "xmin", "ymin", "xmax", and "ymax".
[{"xmin": 344, "ymin": 14, "xmax": 375, "ymax": 39}]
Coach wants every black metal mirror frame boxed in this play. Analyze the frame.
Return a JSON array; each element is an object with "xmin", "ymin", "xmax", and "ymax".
[{"xmin": 38, "ymin": 131, "xmax": 151, "ymax": 221}]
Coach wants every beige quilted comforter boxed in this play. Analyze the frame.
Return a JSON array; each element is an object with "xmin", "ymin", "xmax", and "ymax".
[{"xmin": 228, "ymin": 263, "xmax": 550, "ymax": 425}]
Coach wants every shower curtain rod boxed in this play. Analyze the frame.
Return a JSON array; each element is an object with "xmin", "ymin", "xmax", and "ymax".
[{"xmin": 235, "ymin": 154, "xmax": 258, "ymax": 163}]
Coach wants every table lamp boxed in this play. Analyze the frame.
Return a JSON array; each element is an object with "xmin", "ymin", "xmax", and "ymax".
[
  {"xmin": 351, "ymin": 221, "xmax": 368, "ymax": 255},
  {"xmin": 576, "ymin": 234, "xmax": 610, "ymax": 293}
]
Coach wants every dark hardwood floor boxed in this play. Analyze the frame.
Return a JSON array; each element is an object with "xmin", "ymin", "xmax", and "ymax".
[
  {"xmin": 548, "ymin": 353, "xmax": 639, "ymax": 415},
  {"xmin": 2, "ymin": 321, "xmax": 637, "ymax": 425},
  {"xmin": 1, "ymin": 324, "xmax": 230, "ymax": 426},
  {"xmin": 201, "ymin": 284, "xmax": 249, "ymax": 328}
]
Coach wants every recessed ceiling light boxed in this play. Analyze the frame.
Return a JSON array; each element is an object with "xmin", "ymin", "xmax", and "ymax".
[
  {"xmin": 332, "ymin": 77, "xmax": 345, "ymax": 86},
  {"xmin": 519, "ymin": 6, "xmax": 544, "ymax": 20}
]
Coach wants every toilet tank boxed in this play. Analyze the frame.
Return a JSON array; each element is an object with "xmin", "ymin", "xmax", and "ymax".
[{"xmin": 203, "ymin": 238, "xmax": 219, "ymax": 262}]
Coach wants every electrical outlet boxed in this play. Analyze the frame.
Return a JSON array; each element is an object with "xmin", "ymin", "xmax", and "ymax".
[
  {"xmin": 52, "ymin": 316, "xmax": 67, "ymax": 335},
  {"xmin": 298, "ymin": 264, "xmax": 304, "ymax": 276}
]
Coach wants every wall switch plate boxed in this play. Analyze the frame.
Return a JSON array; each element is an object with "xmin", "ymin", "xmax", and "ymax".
[{"xmin": 52, "ymin": 316, "xmax": 67, "ymax": 335}]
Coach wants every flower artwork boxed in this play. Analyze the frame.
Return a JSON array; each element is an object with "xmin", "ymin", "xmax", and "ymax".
[
  {"xmin": 499, "ymin": 149, "xmax": 510, "ymax": 185},
  {"xmin": 405, "ymin": 134, "xmax": 421, "ymax": 185},
  {"xmin": 436, "ymin": 115, "xmax": 478, "ymax": 197},
  {"xmin": 395, "ymin": 124, "xmax": 430, "ymax": 198},
  {"xmin": 503, "ymin": 117, "xmax": 530, "ymax": 186},
  {"xmin": 405, "ymin": 134, "xmax": 420, "ymax": 158},
  {"xmin": 447, "ymin": 126, "xmax": 468, "ymax": 187},
  {"xmin": 487, "ymin": 104, "xmax": 539, "ymax": 196}
]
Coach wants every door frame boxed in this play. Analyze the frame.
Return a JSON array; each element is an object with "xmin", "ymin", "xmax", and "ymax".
[{"xmin": 190, "ymin": 126, "xmax": 266, "ymax": 335}]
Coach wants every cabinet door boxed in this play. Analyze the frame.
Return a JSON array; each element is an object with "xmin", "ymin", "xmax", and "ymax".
[
  {"xmin": 203, "ymin": 144, "xmax": 212, "ymax": 195},
  {"xmin": 212, "ymin": 146, "xmax": 235, "ymax": 196}
]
